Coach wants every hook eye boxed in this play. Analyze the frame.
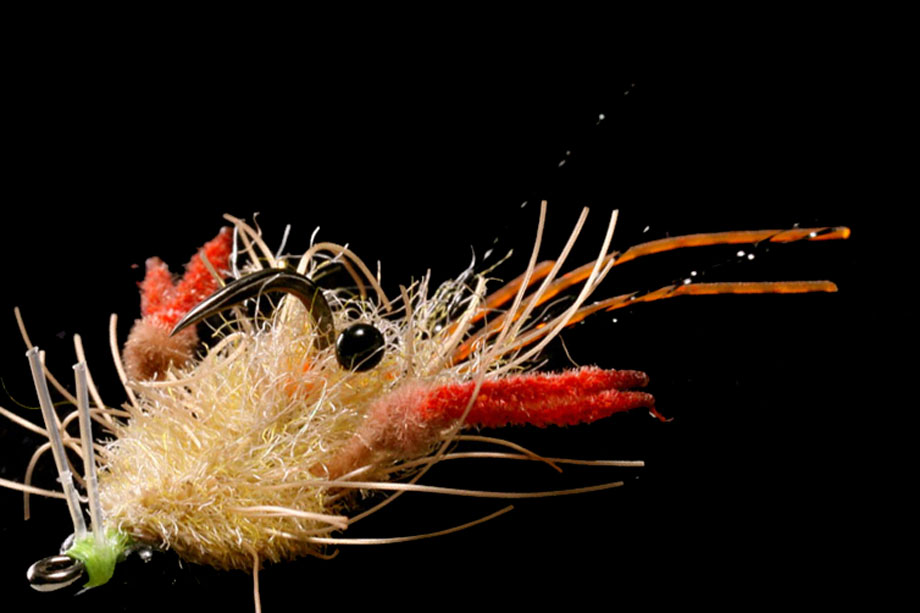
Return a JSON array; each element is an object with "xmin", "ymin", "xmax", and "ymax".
[{"xmin": 27, "ymin": 554, "xmax": 85, "ymax": 592}]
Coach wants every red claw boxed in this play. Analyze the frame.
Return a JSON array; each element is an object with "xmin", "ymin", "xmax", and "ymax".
[
  {"xmin": 320, "ymin": 367, "xmax": 655, "ymax": 478},
  {"xmin": 421, "ymin": 367, "xmax": 654, "ymax": 428},
  {"xmin": 139, "ymin": 227, "xmax": 234, "ymax": 329},
  {"xmin": 123, "ymin": 227, "xmax": 233, "ymax": 380}
]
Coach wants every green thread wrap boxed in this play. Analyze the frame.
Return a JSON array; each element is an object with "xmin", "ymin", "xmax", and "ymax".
[{"xmin": 65, "ymin": 529, "xmax": 131, "ymax": 588}]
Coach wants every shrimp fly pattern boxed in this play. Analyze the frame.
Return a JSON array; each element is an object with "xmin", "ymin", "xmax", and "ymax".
[
  {"xmin": 0, "ymin": 202, "xmax": 849, "ymax": 610},
  {"xmin": 1, "ymin": 71, "xmax": 865, "ymax": 613}
]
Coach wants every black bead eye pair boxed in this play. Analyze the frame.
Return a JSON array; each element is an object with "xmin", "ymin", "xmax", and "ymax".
[{"xmin": 335, "ymin": 323, "xmax": 385, "ymax": 371}]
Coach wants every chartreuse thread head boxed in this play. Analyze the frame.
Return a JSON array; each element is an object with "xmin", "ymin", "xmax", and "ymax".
[{"xmin": 27, "ymin": 529, "xmax": 130, "ymax": 591}]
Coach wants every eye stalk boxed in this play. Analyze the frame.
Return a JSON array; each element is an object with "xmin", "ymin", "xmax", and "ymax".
[
  {"xmin": 27, "ymin": 555, "xmax": 85, "ymax": 592},
  {"xmin": 336, "ymin": 323, "xmax": 385, "ymax": 371}
]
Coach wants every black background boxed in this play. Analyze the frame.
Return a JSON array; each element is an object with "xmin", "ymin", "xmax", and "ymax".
[{"xmin": 0, "ymin": 49, "xmax": 866, "ymax": 611}]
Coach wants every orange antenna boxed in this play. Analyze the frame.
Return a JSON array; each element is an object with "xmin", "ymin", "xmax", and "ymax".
[{"xmin": 452, "ymin": 226, "xmax": 850, "ymax": 364}]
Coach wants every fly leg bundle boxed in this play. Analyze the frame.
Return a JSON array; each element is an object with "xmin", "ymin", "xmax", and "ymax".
[{"xmin": 20, "ymin": 347, "xmax": 128, "ymax": 591}]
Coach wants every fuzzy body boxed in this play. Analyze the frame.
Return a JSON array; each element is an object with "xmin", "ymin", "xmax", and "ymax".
[
  {"xmin": 103, "ymin": 305, "xmax": 369, "ymax": 569},
  {"xmin": 104, "ymin": 299, "xmax": 652, "ymax": 569},
  {"xmin": 97, "ymin": 214, "xmax": 656, "ymax": 571}
]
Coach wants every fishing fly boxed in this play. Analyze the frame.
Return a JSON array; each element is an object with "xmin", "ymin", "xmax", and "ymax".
[{"xmin": 0, "ymin": 204, "xmax": 849, "ymax": 611}]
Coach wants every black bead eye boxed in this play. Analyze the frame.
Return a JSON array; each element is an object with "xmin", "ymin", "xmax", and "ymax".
[{"xmin": 335, "ymin": 323, "xmax": 385, "ymax": 371}]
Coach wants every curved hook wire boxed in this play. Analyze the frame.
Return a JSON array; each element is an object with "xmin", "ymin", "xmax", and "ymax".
[{"xmin": 170, "ymin": 269, "xmax": 336, "ymax": 349}]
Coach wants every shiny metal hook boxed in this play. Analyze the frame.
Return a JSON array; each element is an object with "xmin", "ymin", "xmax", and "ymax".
[
  {"xmin": 27, "ymin": 555, "xmax": 85, "ymax": 592},
  {"xmin": 170, "ymin": 268, "xmax": 337, "ymax": 349}
]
